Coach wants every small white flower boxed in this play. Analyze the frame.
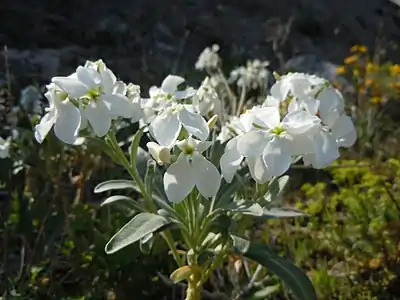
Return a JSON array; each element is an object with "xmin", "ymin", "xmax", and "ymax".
[
  {"xmin": 52, "ymin": 64, "xmax": 139, "ymax": 137},
  {"xmin": 195, "ymin": 44, "xmax": 221, "ymax": 71},
  {"xmin": 216, "ymin": 116, "xmax": 246, "ymax": 143},
  {"xmin": 163, "ymin": 137, "xmax": 220, "ymax": 202},
  {"xmin": 192, "ymin": 77, "xmax": 222, "ymax": 116},
  {"xmin": 0, "ymin": 136, "xmax": 11, "ymax": 158},
  {"xmin": 146, "ymin": 142, "xmax": 171, "ymax": 165},
  {"xmin": 150, "ymin": 103, "xmax": 209, "ymax": 148},
  {"xmin": 237, "ymin": 107, "xmax": 321, "ymax": 180},
  {"xmin": 149, "ymin": 75, "xmax": 196, "ymax": 105},
  {"xmin": 34, "ymin": 85, "xmax": 81, "ymax": 144},
  {"xmin": 229, "ymin": 59, "xmax": 270, "ymax": 90}
]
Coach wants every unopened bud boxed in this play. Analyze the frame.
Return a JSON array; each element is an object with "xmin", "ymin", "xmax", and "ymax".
[
  {"xmin": 207, "ymin": 115, "xmax": 218, "ymax": 129},
  {"xmin": 146, "ymin": 142, "xmax": 171, "ymax": 165},
  {"xmin": 273, "ymin": 71, "xmax": 281, "ymax": 81}
]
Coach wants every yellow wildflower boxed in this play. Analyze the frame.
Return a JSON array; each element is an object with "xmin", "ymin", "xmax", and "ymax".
[
  {"xmin": 371, "ymin": 96, "xmax": 382, "ymax": 105},
  {"xmin": 345, "ymin": 55, "xmax": 359, "ymax": 65},
  {"xmin": 336, "ymin": 66, "xmax": 346, "ymax": 74},
  {"xmin": 390, "ymin": 64, "xmax": 400, "ymax": 76}
]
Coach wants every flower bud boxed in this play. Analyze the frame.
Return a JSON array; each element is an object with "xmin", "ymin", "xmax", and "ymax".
[
  {"xmin": 207, "ymin": 115, "xmax": 218, "ymax": 129},
  {"xmin": 146, "ymin": 142, "xmax": 171, "ymax": 165}
]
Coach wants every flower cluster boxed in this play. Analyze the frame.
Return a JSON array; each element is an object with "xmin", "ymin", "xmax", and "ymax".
[
  {"xmin": 35, "ymin": 59, "xmax": 356, "ymax": 206},
  {"xmin": 195, "ymin": 44, "xmax": 221, "ymax": 71},
  {"xmin": 34, "ymin": 59, "xmax": 142, "ymax": 144},
  {"xmin": 220, "ymin": 72, "xmax": 356, "ymax": 183},
  {"xmin": 229, "ymin": 59, "xmax": 270, "ymax": 90}
]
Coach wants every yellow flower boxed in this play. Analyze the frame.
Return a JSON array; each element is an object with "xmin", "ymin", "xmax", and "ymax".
[
  {"xmin": 358, "ymin": 45, "xmax": 368, "ymax": 53},
  {"xmin": 365, "ymin": 79, "xmax": 373, "ymax": 86},
  {"xmin": 345, "ymin": 55, "xmax": 359, "ymax": 65},
  {"xmin": 371, "ymin": 96, "xmax": 382, "ymax": 105},
  {"xmin": 366, "ymin": 62, "xmax": 377, "ymax": 73},
  {"xmin": 350, "ymin": 45, "xmax": 368, "ymax": 53},
  {"xmin": 336, "ymin": 66, "xmax": 346, "ymax": 74},
  {"xmin": 390, "ymin": 64, "xmax": 400, "ymax": 76}
]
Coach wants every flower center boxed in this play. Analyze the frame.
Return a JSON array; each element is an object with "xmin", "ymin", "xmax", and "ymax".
[
  {"xmin": 271, "ymin": 126, "xmax": 286, "ymax": 136},
  {"xmin": 182, "ymin": 144, "xmax": 195, "ymax": 155},
  {"xmin": 88, "ymin": 87, "xmax": 101, "ymax": 100}
]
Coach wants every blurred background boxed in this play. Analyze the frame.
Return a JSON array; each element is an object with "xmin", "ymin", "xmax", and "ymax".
[{"xmin": 2, "ymin": 0, "xmax": 400, "ymax": 299}]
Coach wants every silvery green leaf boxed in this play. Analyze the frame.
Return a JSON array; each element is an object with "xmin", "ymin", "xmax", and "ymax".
[
  {"xmin": 130, "ymin": 127, "xmax": 145, "ymax": 168},
  {"xmin": 105, "ymin": 212, "xmax": 170, "ymax": 254},
  {"xmin": 100, "ymin": 195, "xmax": 144, "ymax": 211},
  {"xmin": 94, "ymin": 180, "xmax": 138, "ymax": 193},
  {"xmin": 264, "ymin": 175, "xmax": 289, "ymax": 204},
  {"xmin": 236, "ymin": 243, "xmax": 317, "ymax": 300},
  {"xmin": 262, "ymin": 207, "xmax": 306, "ymax": 219},
  {"xmin": 231, "ymin": 234, "xmax": 250, "ymax": 253},
  {"xmin": 223, "ymin": 199, "xmax": 264, "ymax": 216}
]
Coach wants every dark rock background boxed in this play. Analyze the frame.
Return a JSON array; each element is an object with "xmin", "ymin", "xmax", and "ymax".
[{"xmin": 1, "ymin": 0, "xmax": 400, "ymax": 87}]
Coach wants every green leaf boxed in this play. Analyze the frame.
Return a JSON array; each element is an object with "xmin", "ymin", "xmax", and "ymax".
[
  {"xmin": 237, "ymin": 243, "xmax": 316, "ymax": 300},
  {"xmin": 100, "ymin": 195, "xmax": 144, "ymax": 211},
  {"xmin": 130, "ymin": 127, "xmax": 145, "ymax": 168},
  {"xmin": 231, "ymin": 234, "xmax": 250, "ymax": 253},
  {"xmin": 223, "ymin": 199, "xmax": 264, "ymax": 216},
  {"xmin": 170, "ymin": 266, "xmax": 194, "ymax": 283},
  {"xmin": 252, "ymin": 284, "xmax": 280, "ymax": 299},
  {"xmin": 94, "ymin": 180, "xmax": 139, "ymax": 194},
  {"xmin": 264, "ymin": 175, "xmax": 290, "ymax": 204},
  {"xmin": 105, "ymin": 212, "xmax": 170, "ymax": 254},
  {"xmin": 262, "ymin": 207, "xmax": 306, "ymax": 219}
]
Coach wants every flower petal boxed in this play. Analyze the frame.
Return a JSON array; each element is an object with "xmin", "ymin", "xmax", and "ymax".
[
  {"xmin": 308, "ymin": 130, "xmax": 340, "ymax": 168},
  {"xmin": 164, "ymin": 155, "xmax": 195, "ymax": 203},
  {"xmin": 52, "ymin": 77, "xmax": 89, "ymax": 98},
  {"xmin": 102, "ymin": 94, "xmax": 137, "ymax": 119},
  {"xmin": 53, "ymin": 101, "xmax": 82, "ymax": 144},
  {"xmin": 161, "ymin": 75, "xmax": 185, "ymax": 94},
  {"xmin": 262, "ymin": 137, "xmax": 291, "ymax": 177},
  {"xmin": 100, "ymin": 67, "xmax": 117, "ymax": 94},
  {"xmin": 237, "ymin": 131, "xmax": 269, "ymax": 157},
  {"xmin": 174, "ymin": 88, "xmax": 197, "ymax": 100},
  {"xmin": 84, "ymin": 101, "xmax": 111, "ymax": 137},
  {"xmin": 330, "ymin": 115, "xmax": 355, "ymax": 139},
  {"xmin": 150, "ymin": 110, "xmax": 181, "ymax": 147},
  {"xmin": 220, "ymin": 137, "xmax": 243, "ymax": 183},
  {"xmin": 282, "ymin": 110, "xmax": 320, "ymax": 135},
  {"xmin": 246, "ymin": 156, "xmax": 271, "ymax": 183},
  {"xmin": 178, "ymin": 108, "xmax": 209, "ymax": 141},
  {"xmin": 34, "ymin": 110, "xmax": 57, "ymax": 143},
  {"xmin": 76, "ymin": 66, "xmax": 101, "ymax": 88},
  {"xmin": 337, "ymin": 128, "xmax": 357, "ymax": 148},
  {"xmin": 192, "ymin": 153, "xmax": 221, "ymax": 198}
]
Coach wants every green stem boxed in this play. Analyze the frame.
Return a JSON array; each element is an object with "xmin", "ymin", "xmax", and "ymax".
[{"xmin": 105, "ymin": 131, "xmax": 184, "ymax": 267}]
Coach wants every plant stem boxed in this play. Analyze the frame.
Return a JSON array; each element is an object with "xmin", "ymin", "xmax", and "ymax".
[
  {"xmin": 236, "ymin": 86, "xmax": 247, "ymax": 116},
  {"xmin": 105, "ymin": 131, "xmax": 184, "ymax": 267},
  {"xmin": 185, "ymin": 278, "xmax": 201, "ymax": 300},
  {"xmin": 218, "ymin": 68, "xmax": 237, "ymax": 114}
]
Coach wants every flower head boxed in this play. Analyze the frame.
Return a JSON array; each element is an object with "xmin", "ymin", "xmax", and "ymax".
[{"xmin": 163, "ymin": 137, "xmax": 220, "ymax": 202}]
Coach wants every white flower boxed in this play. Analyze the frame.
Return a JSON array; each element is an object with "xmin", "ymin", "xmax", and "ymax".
[
  {"xmin": 150, "ymin": 103, "xmax": 209, "ymax": 148},
  {"xmin": 163, "ymin": 137, "xmax": 220, "ymax": 202},
  {"xmin": 195, "ymin": 44, "xmax": 221, "ymax": 71},
  {"xmin": 192, "ymin": 77, "xmax": 222, "ymax": 116},
  {"xmin": 270, "ymin": 72, "xmax": 326, "ymax": 101},
  {"xmin": 229, "ymin": 59, "xmax": 270, "ymax": 90},
  {"xmin": 236, "ymin": 107, "xmax": 321, "ymax": 180},
  {"xmin": 149, "ymin": 75, "xmax": 196, "ymax": 105},
  {"xmin": 34, "ymin": 85, "xmax": 81, "ymax": 144},
  {"xmin": 0, "ymin": 137, "xmax": 11, "ymax": 158},
  {"xmin": 146, "ymin": 142, "xmax": 171, "ymax": 165},
  {"xmin": 52, "ymin": 64, "xmax": 139, "ymax": 137},
  {"xmin": 217, "ymin": 116, "xmax": 245, "ymax": 143}
]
